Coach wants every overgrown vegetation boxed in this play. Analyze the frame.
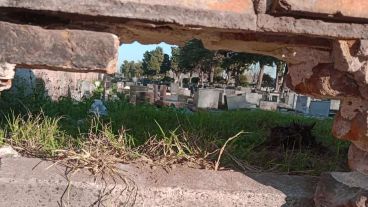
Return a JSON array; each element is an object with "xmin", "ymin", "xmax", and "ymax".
[{"xmin": 0, "ymin": 89, "xmax": 349, "ymax": 175}]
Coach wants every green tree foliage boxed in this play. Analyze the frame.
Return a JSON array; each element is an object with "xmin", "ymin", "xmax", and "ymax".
[
  {"xmin": 160, "ymin": 54, "xmax": 171, "ymax": 75},
  {"xmin": 179, "ymin": 39, "xmax": 214, "ymax": 80},
  {"xmin": 120, "ymin": 60, "xmax": 143, "ymax": 79},
  {"xmin": 262, "ymin": 73, "xmax": 275, "ymax": 88},
  {"xmin": 221, "ymin": 52, "xmax": 256, "ymax": 86},
  {"xmin": 142, "ymin": 47, "xmax": 164, "ymax": 76},
  {"xmin": 256, "ymin": 55, "xmax": 278, "ymax": 90},
  {"xmin": 170, "ymin": 47, "xmax": 182, "ymax": 76}
]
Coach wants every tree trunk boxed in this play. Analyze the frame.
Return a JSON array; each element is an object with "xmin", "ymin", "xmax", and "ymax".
[
  {"xmin": 275, "ymin": 66, "xmax": 280, "ymax": 92},
  {"xmin": 209, "ymin": 65, "xmax": 215, "ymax": 84},
  {"xmin": 256, "ymin": 64, "xmax": 265, "ymax": 90},
  {"xmin": 200, "ymin": 71, "xmax": 204, "ymax": 87},
  {"xmin": 280, "ymin": 64, "xmax": 289, "ymax": 93},
  {"xmin": 235, "ymin": 72, "xmax": 241, "ymax": 87}
]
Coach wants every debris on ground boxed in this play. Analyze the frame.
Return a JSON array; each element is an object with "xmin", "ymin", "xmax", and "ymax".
[{"xmin": 89, "ymin": 99, "xmax": 108, "ymax": 116}]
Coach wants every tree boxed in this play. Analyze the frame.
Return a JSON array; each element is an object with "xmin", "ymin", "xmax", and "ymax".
[
  {"xmin": 160, "ymin": 54, "xmax": 171, "ymax": 75},
  {"xmin": 142, "ymin": 47, "xmax": 164, "ymax": 76},
  {"xmin": 120, "ymin": 60, "xmax": 143, "ymax": 79},
  {"xmin": 274, "ymin": 60, "xmax": 287, "ymax": 92},
  {"xmin": 262, "ymin": 73, "xmax": 275, "ymax": 88},
  {"xmin": 170, "ymin": 47, "xmax": 182, "ymax": 79},
  {"xmin": 221, "ymin": 52, "xmax": 256, "ymax": 86},
  {"xmin": 256, "ymin": 55, "xmax": 277, "ymax": 90},
  {"xmin": 179, "ymin": 39, "xmax": 214, "ymax": 85}
]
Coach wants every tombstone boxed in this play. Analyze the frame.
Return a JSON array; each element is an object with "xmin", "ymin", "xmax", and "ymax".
[
  {"xmin": 226, "ymin": 94, "xmax": 257, "ymax": 110},
  {"xmin": 159, "ymin": 85, "xmax": 168, "ymax": 100},
  {"xmin": 309, "ymin": 101, "xmax": 331, "ymax": 117},
  {"xmin": 245, "ymin": 93, "xmax": 262, "ymax": 106},
  {"xmin": 125, "ymin": 82, "xmax": 135, "ymax": 87},
  {"xmin": 116, "ymin": 82, "xmax": 124, "ymax": 93},
  {"xmin": 330, "ymin": 99, "xmax": 341, "ymax": 111},
  {"xmin": 295, "ymin": 96, "xmax": 311, "ymax": 114},
  {"xmin": 170, "ymin": 83, "xmax": 180, "ymax": 94},
  {"xmin": 153, "ymin": 84, "xmax": 159, "ymax": 101},
  {"xmin": 240, "ymin": 87, "xmax": 252, "ymax": 94},
  {"xmin": 178, "ymin": 88, "xmax": 191, "ymax": 97},
  {"xmin": 285, "ymin": 92, "xmax": 297, "ymax": 109},
  {"xmin": 259, "ymin": 101, "xmax": 278, "ymax": 111},
  {"xmin": 268, "ymin": 93, "xmax": 280, "ymax": 103},
  {"xmin": 194, "ymin": 89, "xmax": 221, "ymax": 109}
]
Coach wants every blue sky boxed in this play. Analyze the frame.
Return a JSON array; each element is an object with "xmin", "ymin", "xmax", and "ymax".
[
  {"xmin": 118, "ymin": 41, "xmax": 173, "ymax": 67},
  {"xmin": 118, "ymin": 42, "xmax": 276, "ymax": 77}
]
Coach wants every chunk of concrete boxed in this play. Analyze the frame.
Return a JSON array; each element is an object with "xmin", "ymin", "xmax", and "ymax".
[
  {"xmin": 272, "ymin": 0, "xmax": 368, "ymax": 22},
  {"xmin": 0, "ymin": 0, "xmax": 257, "ymax": 31},
  {"xmin": 257, "ymin": 14, "xmax": 368, "ymax": 39},
  {"xmin": 0, "ymin": 158, "xmax": 318, "ymax": 207},
  {"xmin": 314, "ymin": 172, "xmax": 368, "ymax": 207},
  {"xmin": 348, "ymin": 144, "xmax": 368, "ymax": 176},
  {"xmin": 0, "ymin": 21, "xmax": 118, "ymax": 73}
]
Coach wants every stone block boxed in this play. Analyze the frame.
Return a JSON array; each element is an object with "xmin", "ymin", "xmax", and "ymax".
[
  {"xmin": 245, "ymin": 93, "xmax": 262, "ymax": 106},
  {"xmin": 0, "ymin": 157, "xmax": 318, "ymax": 207},
  {"xmin": 0, "ymin": 0, "xmax": 257, "ymax": 32},
  {"xmin": 194, "ymin": 89, "xmax": 221, "ymax": 109},
  {"xmin": 0, "ymin": 21, "xmax": 118, "ymax": 73},
  {"xmin": 178, "ymin": 88, "xmax": 191, "ymax": 97},
  {"xmin": 259, "ymin": 101, "xmax": 278, "ymax": 111},
  {"xmin": 170, "ymin": 83, "xmax": 180, "ymax": 94},
  {"xmin": 226, "ymin": 94, "xmax": 256, "ymax": 110},
  {"xmin": 314, "ymin": 172, "xmax": 368, "ymax": 207},
  {"xmin": 272, "ymin": 0, "xmax": 368, "ymax": 22},
  {"xmin": 348, "ymin": 144, "xmax": 368, "ymax": 176},
  {"xmin": 309, "ymin": 101, "xmax": 331, "ymax": 117}
]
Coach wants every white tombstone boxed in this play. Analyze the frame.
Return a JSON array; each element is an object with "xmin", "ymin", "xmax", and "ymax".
[
  {"xmin": 330, "ymin": 99, "xmax": 341, "ymax": 111},
  {"xmin": 226, "ymin": 94, "xmax": 257, "ymax": 110},
  {"xmin": 245, "ymin": 93, "xmax": 262, "ymax": 106},
  {"xmin": 259, "ymin": 101, "xmax": 278, "ymax": 111},
  {"xmin": 194, "ymin": 89, "xmax": 221, "ymax": 109},
  {"xmin": 309, "ymin": 101, "xmax": 331, "ymax": 117},
  {"xmin": 179, "ymin": 88, "xmax": 191, "ymax": 97},
  {"xmin": 295, "ymin": 96, "xmax": 311, "ymax": 114},
  {"xmin": 286, "ymin": 92, "xmax": 297, "ymax": 109},
  {"xmin": 170, "ymin": 83, "xmax": 180, "ymax": 94}
]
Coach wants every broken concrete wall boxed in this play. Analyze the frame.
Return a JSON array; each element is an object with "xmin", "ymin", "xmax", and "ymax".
[
  {"xmin": 13, "ymin": 69, "xmax": 103, "ymax": 101},
  {"xmin": 1, "ymin": 0, "xmax": 368, "ymax": 174}
]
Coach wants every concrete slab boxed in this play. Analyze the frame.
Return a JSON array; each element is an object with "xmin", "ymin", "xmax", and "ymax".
[
  {"xmin": 0, "ymin": 158, "xmax": 318, "ymax": 207},
  {"xmin": 0, "ymin": 21, "xmax": 118, "ymax": 73}
]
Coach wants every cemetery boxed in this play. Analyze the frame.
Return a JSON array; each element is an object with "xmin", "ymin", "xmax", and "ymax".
[{"xmin": 0, "ymin": 0, "xmax": 367, "ymax": 206}]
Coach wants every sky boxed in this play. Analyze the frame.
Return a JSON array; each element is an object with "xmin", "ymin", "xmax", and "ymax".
[
  {"xmin": 118, "ymin": 41, "xmax": 173, "ymax": 67},
  {"xmin": 118, "ymin": 42, "xmax": 276, "ymax": 78}
]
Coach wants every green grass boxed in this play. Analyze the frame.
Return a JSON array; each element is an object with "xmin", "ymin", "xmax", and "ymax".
[{"xmin": 0, "ymin": 91, "xmax": 350, "ymax": 175}]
